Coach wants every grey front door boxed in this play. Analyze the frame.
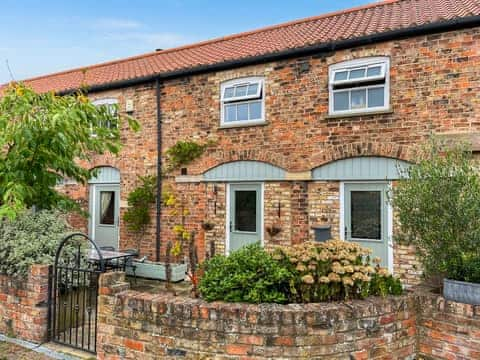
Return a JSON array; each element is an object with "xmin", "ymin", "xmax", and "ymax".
[
  {"xmin": 229, "ymin": 184, "xmax": 262, "ymax": 253},
  {"xmin": 93, "ymin": 184, "xmax": 120, "ymax": 249},
  {"xmin": 344, "ymin": 183, "xmax": 389, "ymax": 267}
]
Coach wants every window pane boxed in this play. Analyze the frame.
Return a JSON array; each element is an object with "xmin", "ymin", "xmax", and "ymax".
[
  {"xmin": 249, "ymin": 101, "xmax": 262, "ymax": 120},
  {"xmin": 225, "ymin": 104, "xmax": 236, "ymax": 122},
  {"xmin": 351, "ymin": 89, "xmax": 366, "ymax": 109},
  {"xmin": 100, "ymin": 191, "xmax": 115, "ymax": 225},
  {"xmin": 235, "ymin": 191, "xmax": 257, "ymax": 232},
  {"xmin": 367, "ymin": 66, "xmax": 382, "ymax": 77},
  {"xmin": 368, "ymin": 87, "xmax": 385, "ymax": 108},
  {"xmin": 350, "ymin": 191, "xmax": 381, "ymax": 240},
  {"xmin": 224, "ymin": 87, "xmax": 235, "ymax": 99},
  {"xmin": 235, "ymin": 85, "xmax": 248, "ymax": 97},
  {"xmin": 334, "ymin": 71, "xmax": 348, "ymax": 81},
  {"xmin": 349, "ymin": 68, "xmax": 366, "ymax": 79},
  {"xmin": 333, "ymin": 91, "xmax": 349, "ymax": 111},
  {"xmin": 247, "ymin": 83, "xmax": 259, "ymax": 95},
  {"xmin": 237, "ymin": 103, "xmax": 248, "ymax": 121}
]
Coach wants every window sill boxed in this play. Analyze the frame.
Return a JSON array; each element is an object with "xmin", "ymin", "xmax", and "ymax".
[
  {"xmin": 326, "ymin": 108, "xmax": 393, "ymax": 119},
  {"xmin": 218, "ymin": 121, "xmax": 268, "ymax": 129}
]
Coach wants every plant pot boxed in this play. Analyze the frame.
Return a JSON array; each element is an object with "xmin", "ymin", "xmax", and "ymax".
[
  {"xmin": 443, "ymin": 278, "xmax": 480, "ymax": 305},
  {"xmin": 126, "ymin": 260, "xmax": 187, "ymax": 282}
]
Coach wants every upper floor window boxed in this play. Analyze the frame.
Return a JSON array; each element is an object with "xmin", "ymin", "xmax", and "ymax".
[
  {"xmin": 221, "ymin": 77, "xmax": 265, "ymax": 126},
  {"xmin": 92, "ymin": 98, "xmax": 119, "ymax": 131},
  {"xmin": 329, "ymin": 57, "xmax": 390, "ymax": 116}
]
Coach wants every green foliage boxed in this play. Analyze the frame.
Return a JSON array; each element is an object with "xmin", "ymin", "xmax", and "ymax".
[
  {"xmin": 0, "ymin": 209, "xmax": 71, "ymax": 277},
  {"xmin": 272, "ymin": 240, "xmax": 402, "ymax": 303},
  {"xmin": 392, "ymin": 139, "xmax": 480, "ymax": 279},
  {"xmin": 0, "ymin": 83, "xmax": 139, "ymax": 219},
  {"xmin": 123, "ymin": 175, "xmax": 157, "ymax": 233},
  {"xmin": 199, "ymin": 243, "xmax": 293, "ymax": 304},
  {"xmin": 444, "ymin": 253, "xmax": 480, "ymax": 284},
  {"xmin": 165, "ymin": 140, "xmax": 210, "ymax": 173}
]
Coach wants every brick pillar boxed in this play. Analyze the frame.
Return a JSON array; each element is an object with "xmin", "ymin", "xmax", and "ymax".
[
  {"xmin": 0, "ymin": 264, "xmax": 50, "ymax": 343},
  {"xmin": 290, "ymin": 181, "xmax": 309, "ymax": 244}
]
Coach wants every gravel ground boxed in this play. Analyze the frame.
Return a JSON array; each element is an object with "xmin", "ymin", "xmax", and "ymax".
[{"xmin": 0, "ymin": 341, "xmax": 56, "ymax": 360}]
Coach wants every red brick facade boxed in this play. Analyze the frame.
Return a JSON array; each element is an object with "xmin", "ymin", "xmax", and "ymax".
[{"xmin": 58, "ymin": 27, "xmax": 480, "ymax": 286}]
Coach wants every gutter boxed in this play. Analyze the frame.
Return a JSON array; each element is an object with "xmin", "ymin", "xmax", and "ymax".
[
  {"xmin": 58, "ymin": 14, "xmax": 480, "ymax": 95},
  {"xmin": 155, "ymin": 79, "xmax": 162, "ymax": 262}
]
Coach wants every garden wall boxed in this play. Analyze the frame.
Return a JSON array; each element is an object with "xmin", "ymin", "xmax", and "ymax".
[
  {"xmin": 417, "ymin": 293, "xmax": 480, "ymax": 359},
  {"xmin": 0, "ymin": 265, "xmax": 50, "ymax": 343},
  {"xmin": 97, "ymin": 272, "xmax": 417, "ymax": 359}
]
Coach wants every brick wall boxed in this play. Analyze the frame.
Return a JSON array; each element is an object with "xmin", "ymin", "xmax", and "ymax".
[
  {"xmin": 97, "ymin": 272, "xmax": 480, "ymax": 360},
  {"xmin": 0, "ymin": 265, "xmax": 50, "ymax": 343},
  {"xmin": 97, "ymin": 272, "xmax": 417, "ymax": 359},
  {"xmin": 418, "ymin": 292, "xmax": 480, "ymax": 359}
]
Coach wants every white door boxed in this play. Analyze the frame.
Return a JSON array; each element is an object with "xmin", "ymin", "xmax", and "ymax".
[{"xmin": 91, "ymin": 184, "xmax": 120, "ymax": 249}]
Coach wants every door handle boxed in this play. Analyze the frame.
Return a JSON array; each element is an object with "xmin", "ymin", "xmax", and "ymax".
[{"xmin": 230, "ymin": 221, "xmax": 233, "ymax": 232}]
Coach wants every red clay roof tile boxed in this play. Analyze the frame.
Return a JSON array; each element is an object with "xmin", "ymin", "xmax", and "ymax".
[{"xmin": 3, "ymin": 0, "xmax": 480, "ymax": 94}]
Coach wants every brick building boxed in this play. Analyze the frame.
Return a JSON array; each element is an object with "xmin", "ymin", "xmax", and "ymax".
[{"xmin": 4, "ymin": 0, "xmax": 480, "ymax": 286}]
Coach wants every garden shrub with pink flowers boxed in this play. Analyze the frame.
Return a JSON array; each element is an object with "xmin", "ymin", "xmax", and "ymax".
[
  {"xmin": 199, "ymin": 240, "xmax": 402, "ymax": 304},
  {"xmin": 271, "ymin": 240, "xmax": 402, "ymax": 303}
]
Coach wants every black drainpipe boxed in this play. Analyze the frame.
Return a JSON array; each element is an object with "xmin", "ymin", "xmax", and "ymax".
[{"xmin": 155, "ymin": 78, "xmax": 162, "ymax": 262}]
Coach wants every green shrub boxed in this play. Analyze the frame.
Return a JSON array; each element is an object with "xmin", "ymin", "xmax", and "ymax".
[
  {"xmin": 445, "ymin": 253, "xmax": 480, "ymax": 283},
  {"xmin": 199, "ymin": 243, "xmax": 293, "ymax": 304},
  {"xmin": 392, "ymin": 139, "xmax": 480, "ymax": 280},
  {"xmin": 272, "ymin": 240, "xmax": 402, "ymax": 303},
  {"xmin": 0, "ymin": 209, "xmax": 71, "ymax": 277}
]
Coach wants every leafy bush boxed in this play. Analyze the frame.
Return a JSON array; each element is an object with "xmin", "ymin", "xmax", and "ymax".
[
  {"xmin": 199, "ymin": 243, "xmax": 293, "ymax": 304},
  {"xmin": 0, "ymin": 210, "xmax": 71, "ymax": 277},
  {"xmin": 272, "ymin": 240, "xmax": 402, "ymax": 302},
  {"xmin": 445, "ymin": 253, "xmax": 480, "ymax": 283},
  {"xmin": 199, "ymin": 241, "xmax": 402, "ymax": 304},
  {"xmin": 392, "ymin": 140, "xmax": 480, "ymax": 280}
]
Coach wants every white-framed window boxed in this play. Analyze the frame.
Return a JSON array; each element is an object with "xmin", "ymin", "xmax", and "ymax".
[
  {"xmin": 220, "ymin": 77, "xmax": 265, "ymax": 126},
  {"xmin": 92, "ymin": 98, "xmax": 119, "ymax": 131},
  {"xmin": 329, "ymin": 57, "xmax": 390, "ymax": 116}
]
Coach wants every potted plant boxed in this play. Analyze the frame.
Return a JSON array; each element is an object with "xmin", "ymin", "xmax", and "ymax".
[
  {"xmin": 392, "ymin": 139, "xmax": 480, "ymax": 303},
  {"xmin": 123, "ymin": 175, "xmax": 188, "ymax": 281},
  {"xmin": 443, "ymin": 254, "xmax": 480, "ymax": 304}
]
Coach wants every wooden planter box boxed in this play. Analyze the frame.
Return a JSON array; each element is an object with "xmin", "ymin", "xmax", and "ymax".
[
  {"xmin": 126, "ymin": 260, "xmax": 187, "ymax": 282},
  {"xmin": 443, "ymin": 278, "xmax": 480, "ymax": 305}
]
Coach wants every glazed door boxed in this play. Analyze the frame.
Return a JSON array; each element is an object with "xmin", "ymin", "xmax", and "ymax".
[
  {"xmin": 228, "ymin": 184, "xmax": 262, "ymax": 253},
  {"xmin": 344, "ymin": 183, "xmax": 389, "ymax": 266},
  {"xmin": 93, "ymin": 184, "xmax": 120, "ymax": 249}
]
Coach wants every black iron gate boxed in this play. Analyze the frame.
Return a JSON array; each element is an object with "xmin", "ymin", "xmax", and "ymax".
[{"xmin": 49, "ymin": 233, "xmax": 105, "ymax": 354}]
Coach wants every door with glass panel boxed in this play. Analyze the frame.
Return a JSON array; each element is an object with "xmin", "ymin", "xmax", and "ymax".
[
  {"xmin": 93, "ymin": 184, "xmax": 120, "ymax": 249},
  {"xmin": 344, "ymin": 183, "xmax": 389, "ymax": 266},
  {"xmin": 229, "ymin": 184, "xmax": 262, "ymax": 253}
]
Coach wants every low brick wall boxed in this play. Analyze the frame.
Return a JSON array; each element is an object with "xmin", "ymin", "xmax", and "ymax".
[
  {"xmin": 97, "ymin": 272, "xmax": 417, "ymax": 359},
  {"xmin": 418, "ymin": 293, "xmax": 480, "ymax": 359},
  {"xmin": 0, "ymin": 265, "xmax": 50, "ymax": 343}
]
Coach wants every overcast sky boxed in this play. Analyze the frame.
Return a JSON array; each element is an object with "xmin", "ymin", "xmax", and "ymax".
[{"xmin": 0, "ymin": 0, "xmax": 375, "ymax": 84}]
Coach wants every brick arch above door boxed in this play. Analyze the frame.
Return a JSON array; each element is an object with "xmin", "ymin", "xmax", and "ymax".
[{"xmin": 311, "ymin": 142, "xmax": 414, "ymax": 170}]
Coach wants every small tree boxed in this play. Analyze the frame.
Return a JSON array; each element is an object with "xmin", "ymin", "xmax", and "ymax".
[
  {"xmin": 392, "ymin": 139, "xmax": 480, "ymax": 280},
  {"xmin": 0, "ymin": 83, "xmax": 139, "ymax": 219}
]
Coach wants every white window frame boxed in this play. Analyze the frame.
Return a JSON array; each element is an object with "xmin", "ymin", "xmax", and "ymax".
[
  {"xmin": 91, "ymin": 98, "xmax": 119, "ymax": 136},
  {"xmin": 328, "ymin": 57, "xmax": 390, "ymax": 116},
  {"xmin": 220, "ymin": 77, "xmax": 265, "ymax": 127}
]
